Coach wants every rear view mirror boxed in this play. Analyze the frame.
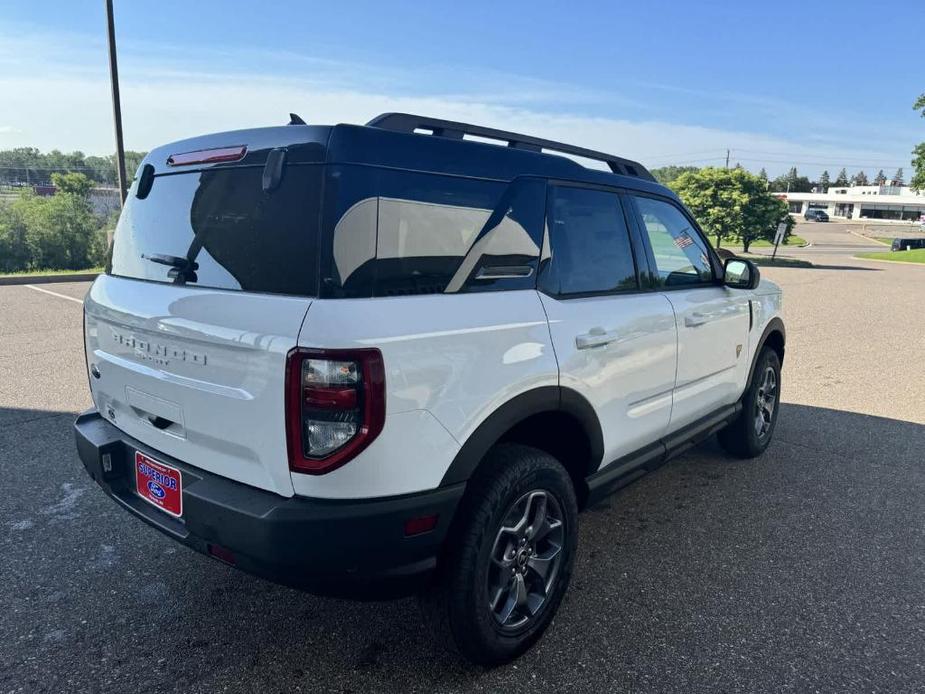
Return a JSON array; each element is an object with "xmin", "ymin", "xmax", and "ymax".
[{"xmin": 724, "ymin": 258, "xmax": 760, "ymax": 290}]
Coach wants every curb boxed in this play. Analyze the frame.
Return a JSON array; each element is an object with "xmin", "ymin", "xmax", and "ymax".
[
  {"xmin": 724, "ymin": 242, "xmax": 810, "ymax": 252},
  {"xmin": 853, "ymin": 256, "xmax": 925, "ymax": 268},
  {"xmin": 0, "ymin": 272, "xmax": 99, "ymax": 286}
]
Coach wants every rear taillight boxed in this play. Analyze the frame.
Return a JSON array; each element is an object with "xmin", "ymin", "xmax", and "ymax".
[
  {"xmin": 166, "ymin": 145, "xmax": 247, "ymax": 167},
  {"xmin": 285, "ymin": 348, "xmax": 385, "ymax": 475}
]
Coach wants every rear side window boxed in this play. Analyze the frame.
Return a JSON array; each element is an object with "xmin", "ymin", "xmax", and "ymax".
[
  {"xmin": 320, "ymin": 167, "xmax": 545, "ymax": 297},
  {"xmin": 540, "ymin": 186, "xmax": 638, "ymax": 296},
  {"xmin": 632, "ymin": 196, "xmax": 714, "ymax": 287},
  {"xmin": 109, "ymin": 165, "xmax": 321, "ymax": 296},
  {"xmin": 375, "ymin": 173, "xmax": 504, "ymax": 296}
]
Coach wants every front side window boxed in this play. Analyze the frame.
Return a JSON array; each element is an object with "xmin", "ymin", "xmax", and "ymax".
[
  {"xmin": 633, "ymin": 196, "xmax": 714, "ymax": 287},
  {"xmin": 540, "ymin": 186, "xmax": 638, "ymax": 296}
]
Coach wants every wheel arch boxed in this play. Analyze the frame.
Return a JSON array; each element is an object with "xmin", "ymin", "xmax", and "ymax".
[
  {"xmin": 749, "ymin": 316, "xmax": 786, "ymax": 385},
  {"xmin": 439, "ymin": 386, "xmax": 604, "ymax": 506}
]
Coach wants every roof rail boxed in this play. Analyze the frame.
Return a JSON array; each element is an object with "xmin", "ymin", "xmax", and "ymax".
[{"xmin": 366, "ymin": 112, "xmax": 655, "ymax": 182}]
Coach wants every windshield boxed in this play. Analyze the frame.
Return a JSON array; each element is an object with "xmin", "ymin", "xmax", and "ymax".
[{"xmin": 109, "ymin": 164, "xmax": 321, "ymax": 296}]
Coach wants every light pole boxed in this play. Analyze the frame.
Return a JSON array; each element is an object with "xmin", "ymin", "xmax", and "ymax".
[{"xmin": 106, "ymin": 0, "xmax": 128, "ymax": 204}]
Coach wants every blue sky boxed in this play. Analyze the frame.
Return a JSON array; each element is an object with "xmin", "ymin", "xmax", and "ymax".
[{"xmin": 1, "ymin": 0, "xmax": 922, "ymax": 177}]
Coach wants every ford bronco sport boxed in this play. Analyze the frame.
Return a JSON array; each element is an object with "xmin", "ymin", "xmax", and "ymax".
[{"xmin": 75, "ymin": 113, "xmax": 785, "ymax": 664}]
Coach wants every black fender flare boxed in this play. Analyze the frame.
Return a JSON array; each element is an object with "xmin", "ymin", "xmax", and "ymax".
[
  {"xmin": 747, "ymin": 316, "xmax": 786, "ymax": 385},
  {"xmin": 439, "ymin": 386, "xmax": 604, "ymax": 486}
]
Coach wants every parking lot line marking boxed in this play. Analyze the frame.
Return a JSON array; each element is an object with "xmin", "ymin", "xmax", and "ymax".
[{"xmin": 24, "ymin": 284, "xmax": 84, "ymax": 305}]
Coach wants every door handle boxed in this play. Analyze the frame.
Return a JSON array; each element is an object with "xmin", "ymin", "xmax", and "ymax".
[
  {"xmin": 576, "ymin": 327, "xmax": 617, "ymax": 350},
  {"xmin": 685, "ymin": 312, "xmax": 709, "ymax": 327}
]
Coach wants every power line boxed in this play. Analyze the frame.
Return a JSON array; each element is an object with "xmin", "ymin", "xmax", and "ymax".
[
  {"xmin": 644, "ymin": 149, "xmax": 726, "ymax": 162},
  {"xmin": 649, "ymin": 157, "xmax": 727, "ymax": 166},
  {"xmin": 644, "ymin": 146, "xmax": 908, "ymax": 170},
  {"xmin": 734, "ymin": 157, "xmax": 908, "ymax": 169},
  {"xmin": 734, "ymin": 148, "xmax": 906, "ymax": 165},
  {"xmin": 0, "ymin": 165, "xmax": 113, "ymax": 172}
]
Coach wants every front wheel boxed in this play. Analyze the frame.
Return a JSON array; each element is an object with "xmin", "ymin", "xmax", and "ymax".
[
  {"xmin": 718, "ymin": 347, "xmax": 782, "ymax": 458},
  {"xmin": 420, "ymin": 444, "xmax": 578, "ymax": 665}
]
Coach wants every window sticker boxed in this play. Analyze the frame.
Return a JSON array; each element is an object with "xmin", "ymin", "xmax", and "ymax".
[{"xmin": 674, "ymin": 231, "xmax": 694, "ymax": 249}]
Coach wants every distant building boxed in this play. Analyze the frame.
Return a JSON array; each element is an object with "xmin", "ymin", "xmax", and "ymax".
[
  {"xmin": 89, "ymin": 188, "xmax": 121, "ymax": 218},
  {"xmin": 776, "ymin": 185, "xmax": 925, "ymax": 222},
  {"xmin": 28, "ymin": 184, "xmax": 121, "ymax": 217}
]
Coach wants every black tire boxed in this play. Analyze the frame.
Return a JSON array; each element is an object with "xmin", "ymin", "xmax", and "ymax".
[
  {"xmin": 420, "ymin": 444, "xmax": 578, "ymax": 666},
  {"xmin": 718, "ymin": 347, "xmax": 782, "ymax": 458}
]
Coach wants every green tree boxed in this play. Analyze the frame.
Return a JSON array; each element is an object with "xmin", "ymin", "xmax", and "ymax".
[
  {"xmin": 893, "ymin": 168, "xmax": 904, "ymax": 185},
  {"xmin": 650, "ymin": 165, "xmax": 700, "ymax": 186},
  {"xmin": 0, "ymin": 147, "xmax": 147, "ymax": 186},
  {"xmin": 51, "ymin": 171, "xmax": 94, "ymax": 197},
  {"xmin": 818, "ymin": 170, "xmax": 830, "ymax": 192},
  {"xmin": 851, "ymin": 170, "xmax": 869, "ymax": 186},
  {"xmin": 912, "ymin": 94, "xmax": 925, "ymax": 191},
  {"xmin": 0, "ymin": 196, "xmax": 31, "ymax": 272},
  {"xmin": 757, "ymin": 168, "xmax": 768, "ymax": 186},
  {"xmin": 671, "ymin": 166, "xmax": 791, "ymax": 253},
  {"xmin": 770, "ymin": 166, "xmax": 812, "ymax": 193},
  {"xmin": 912, "ymin": 146, "xmax": 925, "ymax": 192},
  {"xmin": 20, "ymin": 194, "xmax": 105, "ymax": 270},
  {"xmin": 84, "ymin": 155, "xmax": 116, "ymax": 185},
  {"xmin": 834, "ymin": 168, "xmax": 850, "ymax": 186},
  {"xmin": 0, "ymin": 172, "xmax": 106, "ymax": 271},
  {"xmin": 873, "ymin": 169, "xmax": 887, "ymax": 186},
  {"xmin": 122, "ymin": 151, "xmax": 147, "ymax": 179}
]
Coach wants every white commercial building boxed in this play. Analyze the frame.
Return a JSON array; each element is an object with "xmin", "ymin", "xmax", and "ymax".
[{"xmin": 776, "ymin": 185, "xmax": 925, "ymax": 223}]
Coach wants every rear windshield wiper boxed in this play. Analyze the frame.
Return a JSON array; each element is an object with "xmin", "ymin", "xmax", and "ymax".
[{"xmin": 142, "ymin": 253, "xmax": 199, "ymax": 283}]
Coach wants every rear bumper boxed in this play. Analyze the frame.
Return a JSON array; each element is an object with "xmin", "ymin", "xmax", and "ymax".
[{"xmin": 74, "ymin": 409, "xmax": 464, "ymax": 599}]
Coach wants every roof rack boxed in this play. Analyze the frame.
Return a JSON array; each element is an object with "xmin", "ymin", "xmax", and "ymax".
[{"xmin": 366, "ymin": 113, "xmax": 655, "ymax": 182}]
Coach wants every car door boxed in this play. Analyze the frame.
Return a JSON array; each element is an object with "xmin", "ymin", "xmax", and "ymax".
[
  {"xmin": 538, "ymin": 184, "xmax": 678, "ymax": 468},
  {"xmin": 629, "ymin": 194, "xmax": 751, "ymax": 433}
]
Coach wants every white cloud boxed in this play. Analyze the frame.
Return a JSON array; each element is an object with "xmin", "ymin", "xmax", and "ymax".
[{"xmin": 0, "ymin": 23, "xmax": 913, "ymax": 177}]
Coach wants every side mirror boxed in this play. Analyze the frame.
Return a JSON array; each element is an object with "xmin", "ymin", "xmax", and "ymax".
[{"xmin": 724, "ymin": 257, "xmax": 760, "ymax": 290}]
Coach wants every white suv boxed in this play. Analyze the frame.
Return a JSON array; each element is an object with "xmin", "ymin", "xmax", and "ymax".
[{"xmin": 75, "ymin": 113, "xmax": 785, "ymax": 664}]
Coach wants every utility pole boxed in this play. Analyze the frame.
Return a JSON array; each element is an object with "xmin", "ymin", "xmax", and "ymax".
[
  {"xmin": 725, "ymin": 149, "xmax": 730, "ymax": 169},
  {"xmin": 106, "ymin": 0, "xmax": 128, "ymax": 205}
]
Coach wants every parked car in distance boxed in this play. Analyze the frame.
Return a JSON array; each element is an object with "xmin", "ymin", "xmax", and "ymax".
[
  {"xmin": 891, "ymin": 237, "xmax": 925, "ymax": 251},
  {"xmin": 75, "ymin": 113, "xmax": 785, "ymax": 665},
  {"xmin": 804, "ymin": 209, "xmax": 829, "ymax": 221}
]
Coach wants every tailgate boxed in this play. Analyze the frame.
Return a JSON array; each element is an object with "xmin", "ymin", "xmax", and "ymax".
[{"xmin": 84, "ymin": 275, "xmax": 311, "ymax": 496}]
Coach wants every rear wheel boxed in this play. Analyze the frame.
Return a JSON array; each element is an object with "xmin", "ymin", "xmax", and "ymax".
[
  {"xmin": 718, "ymin": 347, "xmax": 781, "ymax": 458},
  {"xmin": 420, "ymin": 444, "xmax": 578, "ymax": 665}
]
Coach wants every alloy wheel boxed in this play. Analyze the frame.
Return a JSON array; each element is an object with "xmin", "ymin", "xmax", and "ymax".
[
  {"xmin": 486, "ymin": 490, "xmax": 565, "ymax": 631},
  {"xmin": 754, "ymin": 365, "xmax": 777, "ymax": 440}
]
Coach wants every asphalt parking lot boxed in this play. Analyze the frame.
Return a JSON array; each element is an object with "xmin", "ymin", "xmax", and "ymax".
[{"xmin": 1, "ymin": 223, "xmax": 923, "ymax": 693}]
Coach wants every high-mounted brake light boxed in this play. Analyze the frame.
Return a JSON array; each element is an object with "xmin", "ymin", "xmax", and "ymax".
[
  {"xmin": 285, "ymin": 348, "xmax": 385, "ymax": 475},
  {"xmin": 166, "ymin": 145, "xmax": 247, "ymax": 167}
]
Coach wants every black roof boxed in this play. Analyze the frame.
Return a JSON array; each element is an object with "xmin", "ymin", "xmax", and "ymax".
[
  {"xmin": 326, "ymin": 113, "xmax": 671, "ymax": 198},
  {"xmin": 142, "ymin": 113, "xmax": 672, "ymax": 199}
]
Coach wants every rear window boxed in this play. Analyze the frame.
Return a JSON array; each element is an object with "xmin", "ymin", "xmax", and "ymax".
[{"xmin": 108, "ymin": 165, "xmax": 321, "ymax": 296}]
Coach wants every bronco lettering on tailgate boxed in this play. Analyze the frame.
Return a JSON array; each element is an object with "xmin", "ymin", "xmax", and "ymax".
[{"xmin": 111, "ymin": 330, "xmax": 207, "ymax": 366}]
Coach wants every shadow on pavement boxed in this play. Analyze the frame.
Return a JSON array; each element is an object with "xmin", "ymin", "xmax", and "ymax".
[{"xmin": 2, "ymin": 403, "xmax": 923, "ymax": 693}]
